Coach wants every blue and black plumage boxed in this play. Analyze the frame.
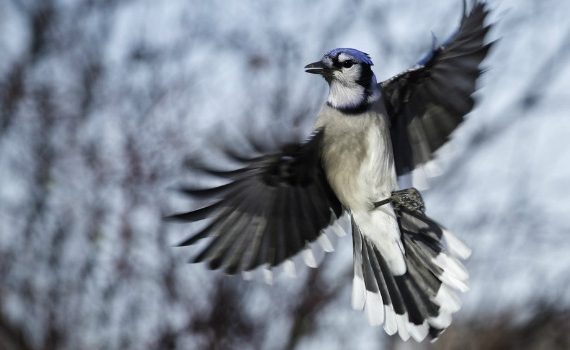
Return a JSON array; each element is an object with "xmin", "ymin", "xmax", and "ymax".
[{"xmin": 167, "ymin": 1, "xmax": 493, "ymax": 342}]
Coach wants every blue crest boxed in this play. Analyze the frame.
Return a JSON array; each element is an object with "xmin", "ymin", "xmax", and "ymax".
[{"xmin": 325, "ymin": 48, "xmax": 374, "ymax": 66}]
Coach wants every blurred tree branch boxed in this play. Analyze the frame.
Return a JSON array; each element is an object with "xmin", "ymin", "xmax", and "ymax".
[{"xmin": 1, "ymin": 1, "xmax": 569, "ymax": 349}]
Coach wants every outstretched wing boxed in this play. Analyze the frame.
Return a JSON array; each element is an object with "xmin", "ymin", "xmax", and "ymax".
[
  {"xmin": 167, "ymin": 129, "xmax": 343, "ymax": 274},
  {"xmin": 381, "ymin": 1, "xmax": 494, "ymax": 176}
]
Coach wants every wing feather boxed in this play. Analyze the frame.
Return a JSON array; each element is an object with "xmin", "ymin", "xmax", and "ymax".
[
  {"xmin": 381, "ymin": 1, "xmax": 494, "ymax": 176},
  {"xmin": 167, "ymin": 129, "xmax": 344, "ymax": 274}
]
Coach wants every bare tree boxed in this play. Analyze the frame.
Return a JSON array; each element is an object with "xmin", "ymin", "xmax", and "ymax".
[{"xmin": 1, "ymin": 0, "xmax": 569, "ymax": 349}]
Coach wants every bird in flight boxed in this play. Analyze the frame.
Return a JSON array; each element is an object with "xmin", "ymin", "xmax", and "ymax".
[{"xmin": 168, "ymin": 1, "xmax": 493, "ymax": 342}]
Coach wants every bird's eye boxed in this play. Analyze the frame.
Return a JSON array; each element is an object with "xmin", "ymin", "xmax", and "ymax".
[{"xmin": 341, "ymin": 60, "xmax": 354, "ymax": 68}]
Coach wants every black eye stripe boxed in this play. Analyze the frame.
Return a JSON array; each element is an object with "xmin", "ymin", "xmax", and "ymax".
[{"xmin": 332, "ymin": 57, "xmax": 355, "ymax": 69}]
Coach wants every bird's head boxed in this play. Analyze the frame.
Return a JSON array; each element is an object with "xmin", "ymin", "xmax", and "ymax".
[{"xmin": 305, "ymin": 48, "xmax": 379, "ymax": 112}]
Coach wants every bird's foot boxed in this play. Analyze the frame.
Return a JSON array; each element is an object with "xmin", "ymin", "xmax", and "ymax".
[{"xmin": 373, "ymin": 187, "xmax": 425, "ymax": 214}]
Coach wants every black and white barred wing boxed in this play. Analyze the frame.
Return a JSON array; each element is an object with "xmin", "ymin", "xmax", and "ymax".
[
  {"xmin": 167, "ymin": 129, "xmax": 344, "ymax": 276},
  {"xmin": 381, "ymin": 1, "xmax": 494, "ymax": 178},
  {"xmin": 352, "ymin": 189, "xmax": 470, "ymax": 342}
]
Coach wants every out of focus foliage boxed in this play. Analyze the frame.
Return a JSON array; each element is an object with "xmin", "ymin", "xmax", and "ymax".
[{"xmin": 1, "ymin": 0, "xmax": 569, "ymax": 349}]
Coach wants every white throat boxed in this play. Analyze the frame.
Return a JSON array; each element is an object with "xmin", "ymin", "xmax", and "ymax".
[{"xmin": 327, "ymin": 75, "xmax": 380, "ymax": 110}]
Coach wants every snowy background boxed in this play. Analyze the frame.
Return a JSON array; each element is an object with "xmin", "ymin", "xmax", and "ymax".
[{"xmin": 0, "ymin": 0, "xmax": 569, "ymax": 349}]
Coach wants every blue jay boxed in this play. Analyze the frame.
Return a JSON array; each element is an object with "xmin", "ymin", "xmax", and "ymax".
[{"xmin": 169, "ymin": 1, "xmax": 493, "ymax": 342}]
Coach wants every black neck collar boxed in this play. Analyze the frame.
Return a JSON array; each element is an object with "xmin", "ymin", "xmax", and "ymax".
[{"xmin": 327, "ymin": 100, "xmax": 372, "ymax": 115}]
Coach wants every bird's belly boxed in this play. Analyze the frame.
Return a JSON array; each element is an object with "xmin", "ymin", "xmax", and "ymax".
[{"xmin": 321, "ymin": 115, "xmax": 397, "ymax": 211}]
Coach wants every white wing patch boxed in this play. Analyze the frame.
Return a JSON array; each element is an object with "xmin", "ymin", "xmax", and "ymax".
[{"xmin": 238, "ymin": 213, "xmax": 350, "ymax": 284}]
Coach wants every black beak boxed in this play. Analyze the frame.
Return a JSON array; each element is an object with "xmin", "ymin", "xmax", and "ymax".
[{"xmin": 304, "ymin": 61, "xmax": 327, "ymax": 74}]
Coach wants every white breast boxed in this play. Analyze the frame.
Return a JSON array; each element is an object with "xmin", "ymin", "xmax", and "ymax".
[
  {"xmin": 316, "ymin": 106, "xmax": 397, "ymax": 212},
  {"xmin": 316, "ymin": 105, "xmax": 405, "ymax": 275},
  {"xmin": 360, "ymin": 116, "xmax": 397, "ymax": 201}
]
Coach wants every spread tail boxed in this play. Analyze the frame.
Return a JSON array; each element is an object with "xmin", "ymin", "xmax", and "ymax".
[{"xmin": 351, "ymin": 188, "xmax": 470, "ymax": 342}]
